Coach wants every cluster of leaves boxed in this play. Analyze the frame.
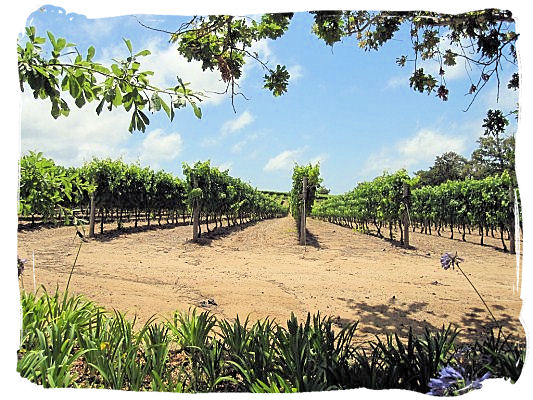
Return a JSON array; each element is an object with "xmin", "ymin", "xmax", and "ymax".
[
  {"xmin": 312, "ymin": 170, "xmax": 410, "ymax": 243},
  {"xmin": 182, "ymin": 161, "xmax": 287, "ymax": 236},
  {"xmin": 18, "ymin": 288, "xmax": 524, "ymax": 392},
  {"xmin": 410, "ymin": 171, "xmax": 517, "ymax": 249},
  {"xmin": 309, "ymin": 9, "xmax": 517, "ymax": 110},
  {"xmin": 18, "ymin": 151, "xmax": 93, "ymax": 224},
  {"xmin": 18, "ymin": 26, "xmax": 204, "ymax": 132},
  {"xmin": 147, "ymin": 13, "xmax": 294, "ymax": 106},
  {"xmin": 289, "ymin": 163, "xmax": 322, "ymax": 221}
]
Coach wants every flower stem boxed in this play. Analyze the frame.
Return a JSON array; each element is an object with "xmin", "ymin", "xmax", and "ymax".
[
  {"xmin": 65, "ymin": 241, "xmax": 82, "ymax": 293},
  {"xmin": 456, "ymin": 263, "xmax": 499, "ymax": 327}
]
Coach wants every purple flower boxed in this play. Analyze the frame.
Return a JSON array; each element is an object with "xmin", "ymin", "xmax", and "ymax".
[
  {"xmin": 440, "ymin": 252, "xmax": 464, "ymax": 270},
  {"xmin": 428, "ymin": 365, "xmax": 491, "ymax": 396},
  {"xmin": 428, "ymin": 365, "xmax": 465, "ymax": 395},
  {"xmin": 440, "ymin": 253, "xmax": 453, "ymax": 270}
]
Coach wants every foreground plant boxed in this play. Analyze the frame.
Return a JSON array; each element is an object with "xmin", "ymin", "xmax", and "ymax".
[{"xmin": 17, "ymin": 287, "xmax": 525, "ymax": 393}]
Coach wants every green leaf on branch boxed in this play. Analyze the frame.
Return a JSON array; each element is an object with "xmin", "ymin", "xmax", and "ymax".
[
  {"xmin": 47, "ymin": 31, "xmax": 56, "ymax": 48},
  {"xmin": 111, "ymin": 64, "xmax": 122, "ymax": 77},
  {"xmin": 135, "ymin": 49, "xmax": 151, "ymax": 57},
  {"xmin": 123, "ymin": 38, "xmax": 133, "ymax": 54},
  {"xmin": 112, "ymin": 88, "xmax": 123, "ymax": 107},
  {"xmin": 96, "ymin": 98, "xmax": 105, "ymax": 115},
  {"xmin": 87, "ymin": 46, "xmax": 95, "ymax": 61},
  {"xmin": 191, "ymin": 102, "xmax": 202, "ymax": 119},
  {"xmin": 160, "ymin": 97, "xmax": 171, "ymax": 119}
]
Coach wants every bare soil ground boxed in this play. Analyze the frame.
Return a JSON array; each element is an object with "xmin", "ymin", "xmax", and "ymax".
[{"xmin": 17, "ymin": 216, "xmax": 524, "ymax": 344}]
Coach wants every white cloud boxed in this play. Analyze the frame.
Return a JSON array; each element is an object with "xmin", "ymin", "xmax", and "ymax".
[
  {"xmin": 264, "ymin": 148, "xmax": 305, "ymax": 171},
  {"xmin": 385, "ymin": 75, "xmax": 408, "ymax": 90},
  {"xmin": 263, "ymin": 146, "xmax": 327, "ymax": 172},
  {"xmin": 309, "ymin": 153, "xmax": 328, "ymax": 165},
  {"xmin": 80, "ymin": 17, "xmax": 117, "ymax": 41},
  {"xmin": 139, "ymin": 129, "xmax": 183, "ymax": 167},
  {"xmin": 20, "ymin": 92, "xmax": 132, "ymax": 166},
  {"xmin": 231, "ymin": 132, "xmax": 261, "ymax": 154},
  {"xmin": 398, "ymin": 129, "xmax": 466, "ymax": 160},
  {"xmin": 200, "ymin": 137, "xmax": 220, "ymax": 148},
  {"xmin": 231, "ymin": 140, "xmax": 247, "ymax": 154},
  {"xmin": 361, "ymin": 148, "xmax": 414, "ymax": 177},
  {"xmin": 288, "ymin": 65, "xmax": 303, "ymax": 82},
  {"xmin": 20, "ymin": 90, "xmax": 183, "ymax": 169},
  {"xmin": 361, "ymin": 129, "xmax": 467, "ymax": 178},
  {"xmin": 221, "ymin": 111, "xmax": 255, "ymax": 135},
  {"xmin": 252, "ymin": 39, "xmax": 273, "ymax": 61},
  {"xmin": 216, "ymin": 161, "xmax": 233, "ymax": 172}
]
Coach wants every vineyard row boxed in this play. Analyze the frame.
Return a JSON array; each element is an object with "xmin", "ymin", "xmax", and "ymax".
[
  {"xmin": 19, "ymin": 153, "xmax": 287, "ymax": 239},
  {"xmin": 311, "ymin": 170, "xmax": 519, "ymax": 253}
]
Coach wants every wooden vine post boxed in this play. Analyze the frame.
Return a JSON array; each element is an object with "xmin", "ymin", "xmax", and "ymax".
[
  {"xmin": 88, "ymin": 192, "xmax": 95, "ymax": 238},
  {"xmin": 192, "ymin": 176, "xmax": 200, "ymax": 242},
  {"xmin": 300, "ymin": 176, "xmax": 307, "ymax": 245},
  {"xmin": 509, "ymin": 186, "xmax": 516, "ymax": 255},
  {"xmin": 402, "ymin": 182, "xmax": 410, "ymax": 249}
]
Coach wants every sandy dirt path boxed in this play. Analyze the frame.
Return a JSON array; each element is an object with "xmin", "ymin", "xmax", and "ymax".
[{"xmin": 17, "ymin": 216, "xmax": 523, "ymax": 344}]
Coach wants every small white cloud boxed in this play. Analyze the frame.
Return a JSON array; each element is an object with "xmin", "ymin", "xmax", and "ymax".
[
  {"xmin": 221, "ymin": 111, "xmax": 255, "ymax": 135},
  {"xmin": 80, "ymin": 18, "xmax": 117, "ymax": 41},
  {"xmin": 361, "ymin": 148, "xmax": 415, "ymax": 178},
  {"xmin": 385, "ymin": 75, "xmax": 408, "ymax": 90},
  {"xmin": 200, "ymin": 137, "xmax": 219, "ymax": 148},
  {"xmin": 231, "ymin": 132, "xmax": 261, "ymax": 154},
  {"xmin": 216, "ymin": 161, "xmax": 233, "ymax": 172},
  {"xmin": 309, "ymin": 153, "xmax": 328, "ymax": 165},
  {"xmin": 249, "ymin": 39, "xmax": 273, "ymax": 64},
  {"xmin": 139, "ymin": 129, "xmax": 183, "ymax": 167},
  {"xmin": 263, "ymin": 148, "xmax": 305, "ymax": 171},
  {"xmin": 288, "ymin": 65, "xmax": 303, "ymax": 82},
  {"xmin": 231, "ymin": 140, "xmax": 247, "ymax": 154}
]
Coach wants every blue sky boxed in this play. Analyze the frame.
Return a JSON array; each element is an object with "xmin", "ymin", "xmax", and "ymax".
[{"xmin": 20, "ymin": 5, "xmax": 519, "ymax": 194}]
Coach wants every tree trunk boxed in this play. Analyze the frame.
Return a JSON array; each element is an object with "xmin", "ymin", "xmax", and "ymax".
[{"xmin": 500, "ymin": 226, "xmax": 508, "ymax": 252}]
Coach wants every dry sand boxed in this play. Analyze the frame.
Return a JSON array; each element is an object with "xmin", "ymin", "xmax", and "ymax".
[{"xmin": 17, "ymin": 216, "xmax": 524, "ymax": 344}]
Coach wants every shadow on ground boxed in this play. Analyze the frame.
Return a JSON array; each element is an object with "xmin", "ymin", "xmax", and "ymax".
[
  {"xmin": 93, "ymin": 221, "xmax": 191, "ymax": 242},
  {"xmin": 192, "ymin": 219, "xmax": 262, "ymax": 246},
  {"xmin": 332, "ymin": 298, "xmax": 522, "ymax": 343}
]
